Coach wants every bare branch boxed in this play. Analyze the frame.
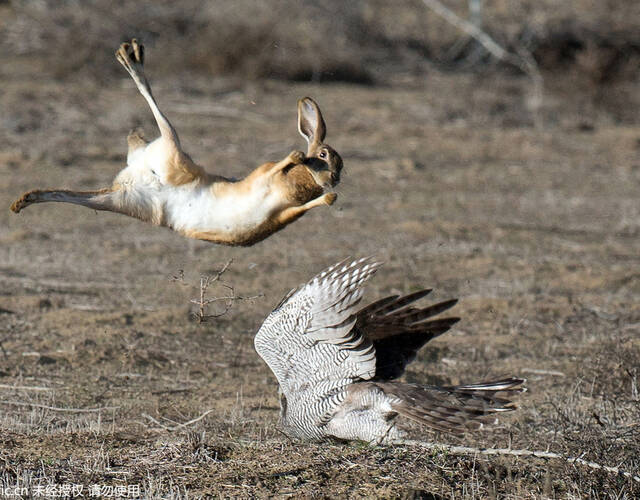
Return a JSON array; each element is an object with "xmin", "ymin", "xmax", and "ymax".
[
  {"xmin": 421, "ymin": 0, "xmax": 543, "ymax": 126},
  {"xmin": 422, "ymin": 0, "xmax": 509, "ymax": 62},
  {"xmin": 182, "ymin": 259, "xmax": 263, "ymax": 323}
]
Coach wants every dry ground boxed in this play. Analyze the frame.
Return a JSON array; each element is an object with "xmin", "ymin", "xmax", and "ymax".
[{"xmin": 1, "ymin": 4, "xmax": 640, "ymax": 499}]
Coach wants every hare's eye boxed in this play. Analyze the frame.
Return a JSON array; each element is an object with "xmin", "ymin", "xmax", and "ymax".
[{"xmin": 319, "ymin": 150, "xmax": 327, "ymax": 159}]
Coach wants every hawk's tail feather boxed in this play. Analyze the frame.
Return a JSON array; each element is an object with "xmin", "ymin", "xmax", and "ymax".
[{"xmin": 379, "ymin": 377, "xmax": 525, "ymax": 434}]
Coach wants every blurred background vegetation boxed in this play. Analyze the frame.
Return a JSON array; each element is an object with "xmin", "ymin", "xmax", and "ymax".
[
  {"xmin": 0, "ymin": 0, "xmax": 638, "ymax": 136},
  {"xmin": 2, "ymin": 0, "xmax": 638, "ymax": 93}
]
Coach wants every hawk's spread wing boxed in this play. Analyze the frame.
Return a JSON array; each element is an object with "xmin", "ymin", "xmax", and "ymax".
[
  {"xmin": 254, "ymin": 258, "xmax": 380, "ymax": 400},
  {"xmin": 354, "ymin": 291, "xmax": 460, "ymax": 380}
]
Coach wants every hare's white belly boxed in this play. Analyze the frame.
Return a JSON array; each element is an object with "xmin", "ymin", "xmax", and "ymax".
[
  {"xmin": 164, "ymin": 184, "xmax": 280, "ymax": 234},
  {"xmin": 117, "ymin": 138, "xmax": 282, "ymax": 233}
]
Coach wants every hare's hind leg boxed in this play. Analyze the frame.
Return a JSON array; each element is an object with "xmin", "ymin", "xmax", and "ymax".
[
  {"xmin": 116, "ymin": 39, "xmax": 180, "ymax": 150},
  {"xmin": 11, "ymin": 188, "xmax": 117, "ymax": 214},
  {"xmin": 116, "ymin": 40, "xmax": 203, "ymax": 186}
]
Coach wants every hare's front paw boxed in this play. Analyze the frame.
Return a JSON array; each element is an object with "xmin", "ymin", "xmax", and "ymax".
[
  {"xmin": 323, "ymin": 192, "xmax": 338, "ymax": 206},
  {"xmin": 288, "ymin": 150, "xmax": 306, "ymax": 164}
]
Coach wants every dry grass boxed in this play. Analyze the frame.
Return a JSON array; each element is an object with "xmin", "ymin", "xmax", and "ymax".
[{"xmin": 0, "ymin": 1, "xmax": 639, "ymax": 498}]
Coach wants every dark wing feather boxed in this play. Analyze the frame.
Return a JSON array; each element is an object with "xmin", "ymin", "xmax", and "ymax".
[
  {"xmin": 355, "ymin": 289, "xmax": 432, "ymax": 319},
  {"xmin": 376, "ymin": 377, "xmax": 526, "ymax": 434},
  {"xmin": 354, "ymin": 292, "xmax": 459, "ymax": 380},
  {"xmin": 373, "ymin": 317, "xmax": 460, "ymax": 380}
]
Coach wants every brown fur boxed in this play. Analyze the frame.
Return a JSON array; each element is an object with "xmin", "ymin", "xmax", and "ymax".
[
  {"xmin": 126, "ymin": 129, "xmax": 148, "ymax": 153},
  {"xmin": 282, "ymin": 165, "xmax": 324, "ymax": 204},
  {"xmin": 210, "ymin": 155, "xmax": 324, "ymax": 204},
  {"xmin": 184, "ymin": 226, "xmax": 275, "ymax": 247},
  {"xmin": 9, "ymin": 40, "xmax": 342, "ymax": 247},
  {"xmin": 165, "ymin": 151, "xmax": 207, "ymax": 187}
]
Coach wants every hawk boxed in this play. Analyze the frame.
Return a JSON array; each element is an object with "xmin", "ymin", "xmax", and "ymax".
[{"xmin": 254, "ymin": 258, "xmax": 525, "ymax": 444}]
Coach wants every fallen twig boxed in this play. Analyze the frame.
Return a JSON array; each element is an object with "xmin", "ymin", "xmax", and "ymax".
[
  {"xmin": 142, "ymin": 409, "xmax": 214, "ymax": 431},
  {"xmin": 0, "ymin": 384, "xmax": 54, "ymax": 391},
  {"xmin": 142, "ymin": 413, "xmax": 172, "ymax": 431},
  {"xmin": 3, "ymin": 275, "xmax": 127, "ymax": 291},
  {"xmin": 397, "ymin": 440, "xmax": 640, "ymax": 483},
  {"xmin": 521, "ymin": 368, "xmax": 566, "ymax": 377},
  {"xmin": 174, "ymin": 409, "xmax": 215, "ymax": 429},
  {"xmin": 0, "ymin": 400, "xmax": 119, "ymax": 413}
]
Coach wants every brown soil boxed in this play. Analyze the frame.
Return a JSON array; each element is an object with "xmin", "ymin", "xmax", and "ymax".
[{"xmin": 1, "ymin": 2, "xmax": 639, "ymax": 498}]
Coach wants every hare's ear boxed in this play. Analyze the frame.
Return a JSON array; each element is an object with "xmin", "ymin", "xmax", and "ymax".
[{"xmin": 297, "ymin": 97, "xmax": 326, "ymax": 152}]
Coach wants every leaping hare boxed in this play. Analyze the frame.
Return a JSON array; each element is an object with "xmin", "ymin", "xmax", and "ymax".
[{"xmin": 10, "ymin": 39, "xmax": 343, "ymax": 246}]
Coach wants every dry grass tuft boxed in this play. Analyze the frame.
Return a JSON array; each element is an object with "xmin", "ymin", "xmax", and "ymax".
[{"xmin": 1, "ymin": 0, "xmax": 639, "ymax": 497}]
